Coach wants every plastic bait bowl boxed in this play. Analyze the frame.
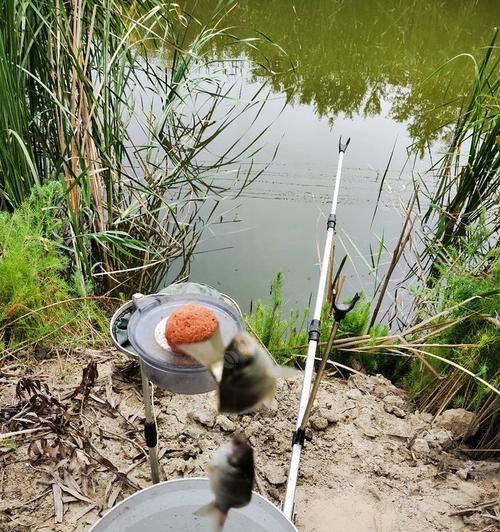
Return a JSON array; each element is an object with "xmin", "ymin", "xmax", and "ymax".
[
  {"xmin": 88, "ymin": 478, "xmax": 297, "ymax": 532},
  {"xmin": 125, "ymin": 292, "xmax": 244, "ymax": 394},
  {"xmin": 109, "ymin": 283, "xmax": 242, "ymax": 362}
]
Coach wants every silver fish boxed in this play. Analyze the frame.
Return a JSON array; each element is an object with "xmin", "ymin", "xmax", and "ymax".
[
  {"xmin": 219, "ymin": 332, "xmax": 296, "ymax": 414},
  {"xmin": 195, "ymin": 435, "xmax": 254, "ymax": 531}
]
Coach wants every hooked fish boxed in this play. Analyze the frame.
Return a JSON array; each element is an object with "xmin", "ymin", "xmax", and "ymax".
[
  {"xmin": 195, "ymin": 435, "xmax": 254, "ymax": 531},
  {"xmin": 219, "ymin": 331, "xmax": 297, "ymax": 414}
]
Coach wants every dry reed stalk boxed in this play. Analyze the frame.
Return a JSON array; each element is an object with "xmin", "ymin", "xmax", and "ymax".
[{"xmin": 370, "ymin": 189, "xmax": 418, "ymax": 328}]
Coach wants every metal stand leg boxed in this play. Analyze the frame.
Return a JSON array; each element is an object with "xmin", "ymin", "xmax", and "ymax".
[{"xmin": 140, "ymin": 360, "xmax": 161, "ymax": 484}]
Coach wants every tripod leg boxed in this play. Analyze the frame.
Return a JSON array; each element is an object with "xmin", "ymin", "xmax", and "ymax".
[{"xmin": 140, "ymin": 360, "xmax": 160, "ymax": 484}]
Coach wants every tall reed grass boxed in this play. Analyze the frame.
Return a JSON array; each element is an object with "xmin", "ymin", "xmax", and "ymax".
[
  {"xmin": 0, "ymin": 1, "xmax": 270, "ymax": 294},
  {"xmin": 423, "ymin": 28, "xmax": 499, "ymax": 253}
]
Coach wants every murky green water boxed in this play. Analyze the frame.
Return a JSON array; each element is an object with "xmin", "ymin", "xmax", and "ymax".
[{"xmin": 182, "ymin": 1, "xmax": 497, "ymax": 310}]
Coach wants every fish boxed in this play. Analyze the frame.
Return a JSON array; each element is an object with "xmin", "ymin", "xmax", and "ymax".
[
  {"xmin": 195, "ymin": 435, "xmax": 254, "ymax": 531},
  {"xmin": 218, "ymin": 331, "xmax": 297, "ymax": 414},
  {"xmin": 175, "ymin": 330, "xmax": 225, "ymax": 381}
]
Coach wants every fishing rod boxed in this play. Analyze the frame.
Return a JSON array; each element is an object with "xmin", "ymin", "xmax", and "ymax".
[{"xmin": 282, "ymin": 137, "xmax": 359, "ymax": 521}]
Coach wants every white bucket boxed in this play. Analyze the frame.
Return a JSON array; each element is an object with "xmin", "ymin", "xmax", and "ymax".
[{"xmin": 89, "ymin": 478, "xmax": 297, "ymax": 532}]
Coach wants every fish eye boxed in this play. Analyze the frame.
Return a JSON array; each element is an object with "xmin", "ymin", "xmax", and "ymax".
[{"xmin": 224, "ymin": 349, "xmax": 240, "ymax": 368}]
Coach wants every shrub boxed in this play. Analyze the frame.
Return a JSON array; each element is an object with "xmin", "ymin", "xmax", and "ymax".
[{"xmin": 0, "ymin": 184, "xmax": 107, "ymax": 357}]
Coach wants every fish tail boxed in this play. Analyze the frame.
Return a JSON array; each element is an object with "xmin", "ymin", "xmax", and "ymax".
[
  {"xmin": 268, "ymin": 364, "xmax": 298, "ymax": 379},
  {"xmin": 194, "ymin": 502, "xmax": 227, "ymax": 532}
]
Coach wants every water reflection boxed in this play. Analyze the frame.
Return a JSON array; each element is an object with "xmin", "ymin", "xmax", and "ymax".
[
  {"xmin": 191, "ymin": 0, "xmax": 497, "ymax": 148},
  {"xmin": 154, "ymin": 1, "xmax": 498, "ymax": 309}
]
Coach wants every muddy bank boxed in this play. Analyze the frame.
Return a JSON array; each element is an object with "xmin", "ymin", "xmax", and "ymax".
[{"xmin": 0, "ymin": 349, "xmax": 498, "ymax": 531}]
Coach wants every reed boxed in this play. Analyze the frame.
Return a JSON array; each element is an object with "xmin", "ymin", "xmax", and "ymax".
[
  {"xmin": 423, "ymin": 28, "xmax": 499, "ymax": 254},
  {"xmin": 0, "ymin": 1, "xmax": 271, "ymax": 294}
]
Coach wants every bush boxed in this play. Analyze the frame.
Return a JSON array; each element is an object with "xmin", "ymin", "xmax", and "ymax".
[
  {"xmin": 245, "ymin": 273, "xmax": 309, "ymax": 364},
  {"xmin": 0, "ymin": 184, "xmax": 107, "ymax": 357},
  {"xmin": 246, "ymin": 273, "xmax": 390, "ymax": 369}
]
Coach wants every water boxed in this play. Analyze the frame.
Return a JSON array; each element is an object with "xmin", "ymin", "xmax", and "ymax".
[{"xmin": 172, "ymin": 1, "xmax": 497, "ymax": 312}]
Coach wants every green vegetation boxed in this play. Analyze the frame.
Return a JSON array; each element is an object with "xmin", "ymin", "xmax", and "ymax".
[
  {"xmin": 248, "ymin": 235, "xmax": 498, "ymax": 449},
  {"xmin": 408, "ymin": 30, "xmax": 499, "ymax": 445},
  {"xmin": 246, "ymin": 274, "xmax": 390, "ymax": 371},
  {"xmin": 0, "ymin": 0, "xmax": 270, "ymax": 295},
  {"xmin": 1, "ymin": 439, "xmax": 17, "ymax": 451},
  {"xmin": 0, "ymin": 184, "xmax": 107, "ymax": 359},
  {"xmin": 408, "ymin": 218, "xmax": 499, "ymax": 409},
  {"xmin": 424, "ymin": 28, "xmax": 499, "ymax": 253},
  {"xmin": 246, "ymin": 34, "xmax": 499, "ymax": 452},
  {"xmin": 246, "ymin": 272, "xmax": 309, "ymax": 363}
]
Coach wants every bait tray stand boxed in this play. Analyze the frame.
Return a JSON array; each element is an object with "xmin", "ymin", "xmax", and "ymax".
[{"xmin": 110, "ymin": 283, "xmax": 244, "ymax": 483}]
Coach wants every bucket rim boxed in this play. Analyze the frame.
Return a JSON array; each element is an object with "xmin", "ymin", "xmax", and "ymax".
[{"xmin": 88, "ymin": 477, "xmax": 297, "ymax": 531}]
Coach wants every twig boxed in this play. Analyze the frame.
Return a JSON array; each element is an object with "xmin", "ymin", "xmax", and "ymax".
[
  {"xmin": 370, "ymin": 190, "xmax": 418, "ymax": 328},
  {"xmin": 480, "ymin": 515, "xmax": 500, "ymax": 523},
  {"xmin": 0, "ymin": 427, "xmax": 48, "ymax": 440},
  {"xmin": 449, "ymin": 499, "xmax": 499, "ymax": 516},
  {"xmin": 458, "ymin": 448, "xmax": 499, "ymax": 453},
  {"xmin": 52, "ymin": 483, "xmax": 63, "ymax": 524},
  {"xmin": 124, "ymin": 455, "xmax": 146, "ymax": 475},
  {"xmin": 96, "ymin": 425, "xmax": 147, "ymax": 458},
  {"xmin": 9, "ymin": 489, "xmax": 51, "ymax": 510}
]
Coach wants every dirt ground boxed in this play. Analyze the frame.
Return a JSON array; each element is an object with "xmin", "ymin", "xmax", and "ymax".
[{"xmin": 0, "ymin": 348, "xmax": 498, "ymax": 532}]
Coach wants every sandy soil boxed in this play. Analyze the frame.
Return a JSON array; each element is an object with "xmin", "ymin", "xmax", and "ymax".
[{"xmin": 0, "ymin": 348, "xmax": 498, "ymax": 531}]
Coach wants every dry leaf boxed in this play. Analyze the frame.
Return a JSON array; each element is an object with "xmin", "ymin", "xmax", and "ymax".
[
  {"xmin": 52, "ymin": 483, "xmax": 63, "ymax": 523},
  {"xmin": 73, "ymin": 504, "xmax": 97, "ymax": 523},
  {"xmin": 71, "ymin": 361, "xmax": 98, "ymax": 404},
  {"xmin": 107, "ymin": 484, "xmax": 122, "ymax": 508},
  {"xmin": 16, "ymin": 377, "xmax": 48, "ymax": 400}
]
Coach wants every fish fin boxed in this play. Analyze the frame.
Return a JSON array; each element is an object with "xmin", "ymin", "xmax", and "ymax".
[
  {"xmin": 259, "ymin": 382, "xmax": 277, "ymax": 408},
  {"xmin": 262, "ymin": 393, "xmax": 275, "ymax": 408},
  {"xmin": 194, "ymin": 502, "xmax": 227, "ymax": 532},
  {"xmin": 177, "ymin": 339, "xmax": 225, "ymax": 374},
  {"xmin": 267, "ymin": 364, "xmax": 299, "ymax": 379},
  {"xmin": 210, "ymin": 360, "xmax": 224, "ymax": 383}
]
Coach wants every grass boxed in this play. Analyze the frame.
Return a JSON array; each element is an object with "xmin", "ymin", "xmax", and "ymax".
[
  {"xmin": 408, "ymin": 216, "xmax": 499, "ymax": 409},
  {"xmin": 0, "ymin": 0, "xmax": 273, "ymax": 295},
  {"xmin": 1, "ymin": 439, "xmax": 17, "ymax": 451},
  {"xmin": 423, "ymin": 28, "xmax": 499, "ymax": 255},
  {"xmin": 245, "ymin": 272, "xmax": 390, "ymax": 370},
  {"xmin": 0, "ymin": 184, "xmax": 108, "ymax": 359}
]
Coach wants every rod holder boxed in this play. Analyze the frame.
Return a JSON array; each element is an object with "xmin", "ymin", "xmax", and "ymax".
[
  {"xmin": 292, "ymin": 427, "xmax": 312, "ymax": 446},
  {"xmin": 307, "ymin": 319, "xmax": 321, "ymax": 342},
  {"xmin": 327, "ymin": 213, "xmax": 336, "ymax": 230},
  {"xmin": 338, "ymin": 136, "xmax": 351, "ymax": 153},
  {"xmin": 332, "ymin": 292, "xmax": 360, "ymax": 322}
]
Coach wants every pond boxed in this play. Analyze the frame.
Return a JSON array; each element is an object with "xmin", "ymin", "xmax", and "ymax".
[{"xmin": 178, "ymin": 1, "xmax": 496, "ymax": 312}]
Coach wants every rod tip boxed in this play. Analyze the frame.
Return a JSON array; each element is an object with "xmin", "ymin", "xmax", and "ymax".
[{"xmin": 339, "ymin": 136, "xmax": 351, "ymax": 153}]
